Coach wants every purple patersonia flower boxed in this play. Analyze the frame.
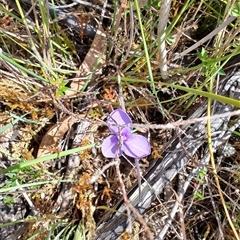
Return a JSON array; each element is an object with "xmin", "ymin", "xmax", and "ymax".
[{"xmin": 101, "ymin": 109, "xmax": 151, "ymax": 158}]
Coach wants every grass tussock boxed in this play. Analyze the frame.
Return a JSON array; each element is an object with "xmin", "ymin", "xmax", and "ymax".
[{"xmin": 0, "ymin": 0, "xmax": 240, "ymax": 239}]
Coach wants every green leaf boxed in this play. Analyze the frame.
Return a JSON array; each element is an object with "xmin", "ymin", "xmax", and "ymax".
[
  {"xmin": 0, "ymin": 143, "xmax": 96, "ymax": 174},
  {"xmin": 194, "ymin": 190, "xmax": 204, "ymax": 200},
  {"xmin": 159, "ymin": 82, "xmax": 240, "ymax": 108}
]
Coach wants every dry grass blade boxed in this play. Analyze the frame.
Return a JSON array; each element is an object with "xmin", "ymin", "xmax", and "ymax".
[{"xmin": 157, "ymin": 0, "xmax": 172, "ymax": 77}]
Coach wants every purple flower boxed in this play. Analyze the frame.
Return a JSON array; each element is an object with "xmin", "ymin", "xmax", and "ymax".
[{"xmin": 101, "ymin": 109, "xmax": 151, "ymax": 158}]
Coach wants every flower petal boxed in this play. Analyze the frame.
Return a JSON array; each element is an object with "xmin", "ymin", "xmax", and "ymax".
[
  {"xmin": 122, "ymin": 134, "xmax": 151, "ymax": 158},
  {"xmin": 107, "ymin": 109, "xmax": 132, "ymax": 134},
  {"xmin": 101, "ymin": 135, "xmax": 123, "ymax": 158}
]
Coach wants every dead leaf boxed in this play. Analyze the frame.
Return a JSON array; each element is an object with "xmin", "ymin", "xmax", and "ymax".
[
  {"xmin": 37, "ymin": 115, "xmax": 78, "ymax": 157},
  {"xmin": 65, "ymin": 27, "xmax": 106, "ymax": 96}
]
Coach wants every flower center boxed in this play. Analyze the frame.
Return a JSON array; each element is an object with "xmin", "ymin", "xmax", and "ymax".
[{"xmin": 119, "ymin": 127, "xmax": 131, "ymax": 142}]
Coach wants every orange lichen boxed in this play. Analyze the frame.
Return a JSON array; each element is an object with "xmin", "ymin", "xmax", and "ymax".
[
  {"xmin": 101, "ymin": 186, "xmax": 114, "ymax": 201},
  {"xmin": 119, "ymin": 232, "xmax": 132, "ymax": 240},
  {"xmin": 103, "ymin": 86, "xmax": 118, "ymax": 102},
  {"xmin": 44, "ymin": 106, "xmax": 55, "ymax": 119},
  {"xmin": 22, "ymin": 148, "xmax": 34, "ymax": 160},
  {"xmin": 0, "ymin": 15, "xmax": 13, "ymax": 27},
  {"xmin": 72, "ymin": 173, "xmax": 96, "ymax": 238},
  {"xmin": 79, "ymin": 139, "xmax": 92, "ymax": 159},
  {"xmin": 73, "ymin": 173, "xmax": 92, "ymax": 189},
  {"xmin": 72, "ymin": 173, "xmax": 93, "ymax": 210}
]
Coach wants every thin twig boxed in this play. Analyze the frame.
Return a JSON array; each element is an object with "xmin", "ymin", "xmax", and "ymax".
[
  {"xmin": 117, "ymin": 72, "xmax": 126, "ymax": 112},
  {"xmin": 88, "ymin": 161, "xmax": 118, "ymax": 185},
  {"xmin": 172, "ymin": 188, "xmax": 187, "ymax": 240},
  {"xmin": 115, "ymin": 157, "xmax": 154, "ymax": 240},
  {"xmin": 207, "ymin": 180, "xmax": 224, "ymax": 240},
  {"xmin": 130, "ymin": 109, "xmax": 240, "ymax": 129}
]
